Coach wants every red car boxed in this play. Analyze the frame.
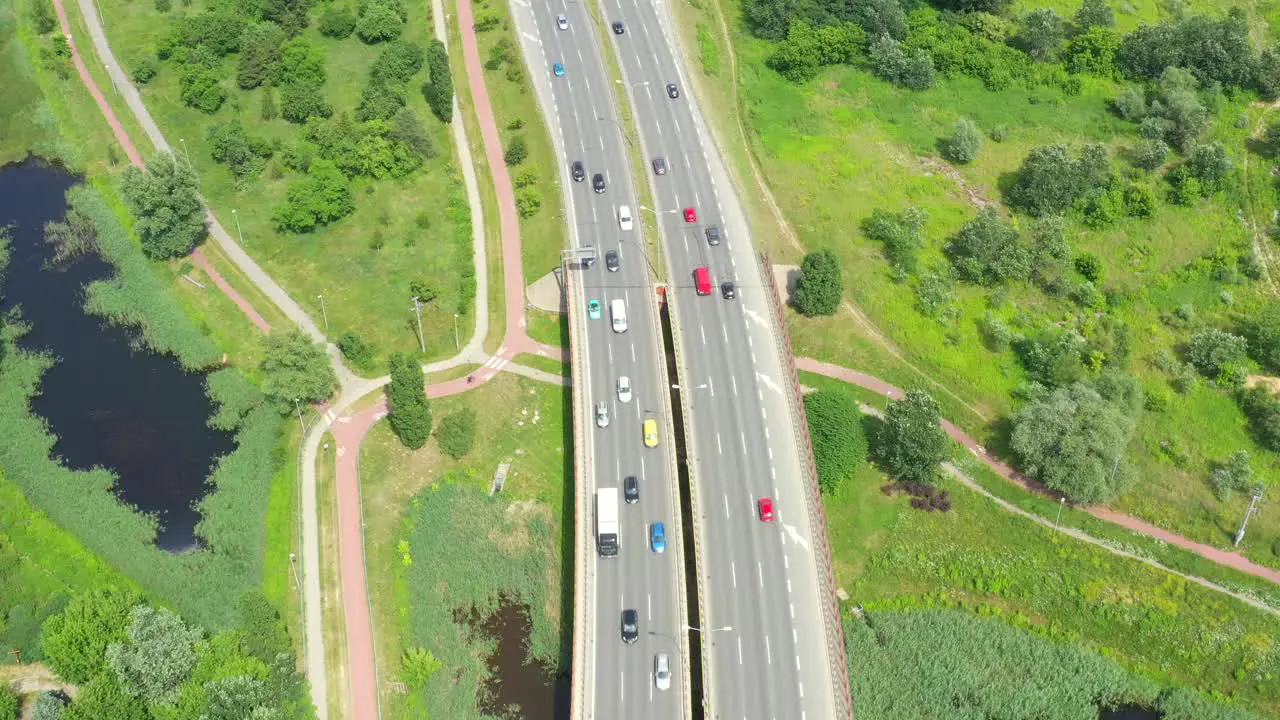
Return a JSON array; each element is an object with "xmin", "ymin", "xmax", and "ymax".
[
  {"xmin": 683, "ymin": 207, "xmax": 697, "ymax": 223},
  {"xmin": 757, "ymin": 497, "xmax": 775, "ymax": 522}
]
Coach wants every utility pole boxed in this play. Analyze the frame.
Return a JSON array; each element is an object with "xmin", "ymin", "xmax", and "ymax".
[
  {"xmin": 293, "ymin": 398, "xmax": 304, "ymax": 431},
  {"xmin": 1055, "ymin": 497, "xmax": 1065, "ymax": 526},
  {"xmin": 317, "ymin": 295, "xmax": 329, "ymax": 335},
  {"xmin": 231, "ymin": 209, "xmax": 246, "ymax": 246},
  {"xmin": 453, "ymin": 313, "xmax": 460, "ymax": 351},
  {"xmin": 178, "ymin": 138, "xmax": 191, "ymax": 166},
  {"xmin": 1234, "ymin": 488, "xmax": 1263, "ymax": 547},
  {"xmin": 411, "ymin": 297, "xmax": 426, "ymax": 353}
]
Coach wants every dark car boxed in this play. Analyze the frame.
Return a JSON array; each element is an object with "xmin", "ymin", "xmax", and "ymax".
[
  {"xmin": 612, "ymin": 20, "xmax": 625, "ymax": 34},
  {"xmin": 572, "ymin": 160, "xmax": 585, "ymax": 182},
  {"xmin": 606, "ymin": 250, "xmax": 620, "ymax": 272},
  {"xmin": 705, "ymin": 225, "xmax": 721, "ymax": 246},
  {"xmin": 593, "ymin": 173, "xmax": 606, "ymax": 194},
  {"xmin": 624, "ymin": 475, "xmax": 639, "ymax": 503},
  {"xmin": 666, "ymin": 83, "xmax": 679, "ymax": 99},
  {"xmin": 621, "ymin": 609, "xmax": 639, "ymax": 643},
  {"xmin": 652, "ymin": 157, "xmax": 668, "ymax": 175},
  {"xmin": 721, "ymin": 281, "xmax": 737, "ymax": 299}
]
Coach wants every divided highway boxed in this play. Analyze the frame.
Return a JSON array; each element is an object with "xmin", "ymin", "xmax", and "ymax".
[
  {"xmin": 513, "ymin": 3, "xmax": 690, "ymax": 718},
  {"xmin": 602, "ymin": 0, "xmax": 843, "ymax": 716}
]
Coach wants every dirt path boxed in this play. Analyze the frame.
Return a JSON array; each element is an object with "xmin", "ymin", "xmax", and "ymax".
[{"xmin": 797, "ymin": 356, "xmax": 1280, "ymax": 587}]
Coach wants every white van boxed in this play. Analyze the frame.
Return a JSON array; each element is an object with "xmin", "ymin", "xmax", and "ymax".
[
  {"xmin": 618, "ymin": 205, "xmax": 634, "ymax": 232},
  {"xmin": 611, "ymin": 299, "xmax": 628, "ymax": 333}
]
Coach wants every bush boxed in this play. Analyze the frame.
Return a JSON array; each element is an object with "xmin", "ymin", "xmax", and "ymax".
[
  {"xmin": 120, "ymin": 154, "xmax": 206, "ymax": 260},
  {"xmin": 504, "ymin": 135, "xmax": 528, "ymax": 165},
  {"xmin": 131, "ymin": 54, "xmax": 159, "ymax": 84},
  {"xmin": 1208, "ymin": 449, "xmax": 1256, "ymax": 501},
  {"xmin": 30, "ymin": 0, "xmax": 56, "ymax": 33},
  {"xmin": 946, "ymin": 208, "xmax": 1028, "ymax": 286},
  {"xmin": 874, "ymin": 389, "xmax": 948, "ymax": 484},
  {"xmin": 1111, "ymin": 86, "xmax": 1146, "ymax": 121},
  {"xmin": 793, "ymin": 249, "xmax": 843, "ymax": 316},
  {"xmin": 355, "ymin": 80, "xmax": 406, "ymax": 122},
  {"xmin": 1063, "ymin": 26, "xmax": 1119, "ymax": 75},
  {"xmin": 0, "ymin": 687, "xmax": 15, "ymax": 720},
  {"xmin": 356, "ymin": 2, "xmax": 403, "ymax": 43},
  {"xmin": 178, "ymin": 67, "xmax": 226, "ymax": 114},
  {"xmin": 804, "ymin": 390, "xmax": 867, "ymax": 493},
  {"xmin": 31, "ymin": 693, "xmax": 66, "ymax": 720},
  {"xmin": 271, "ymin": 159, "xmax": 353, "ymax": 232},
  {"xmin": 1122, "ymin": 183, "xmax": 1156, "ymax": 217},
  {"xmin": 1015, "ymin": 8, "xmax": 1065, "ymax": 62},
  {"xmin": 435, "ymin": 409, "xmax": 476, "ymax": 458},
  {"xmin": 766, "ymin": 21, "xmax": 864, "ymax": 82},
  {"xmin": 370, "ymin": 40, "xmax": 424, "ymax": 83},
  {"xmin": 1186, "ymin": 328, "xmax": 1247, "ymax": 381},
  {"xmin": 869, "ymin": 34, "xmax": 934, "ymax": 90},
  {"xmin": 207, "ymin": 120, "xmax": 274, "ymax": 178},
  {"xmin": 1015, "ymin": 327, "xmax": 1086, "ymax": 387},
  {"xmin": 319, "ymin": 5, "xmax": 357, "ymax": 38},
  {"xmin": 41, "ymin": 589, "xmax": 140, "ymax": 684},
  {"xmin": 338, "ymin": 331, "xmax": 375, "ymax": 369},
  {"xmin": 1130, "ymin": 138, "xmax": 1168, "ymax": 171},
  {"xmin": 940, "ymin": 118, "xmax": 981, "ymax": 164},
  {"xmin": 279, "ymin": 36, "xmax": 327, "ymax": 86},
  {"xmin": 236, "ymin": 22, "xmax": 285, "ymax": 89},
  {"xmin": 259, "ymin": 329, "xmax": 338, "ymax": 406},
  {"xmin": 1007, "ymin": 143, "xmax": 1111, "ymax": 217},
  {"xmin": 1115, "ymin": 11, "xmax": 1257, "ymax": 91},
  {"xmin": 862, "ymin": 207, "xmax": 926, "ymax": 276},
  {"xmin": 386, "ymin": 353, "xmax": 432, "ymax": 448},
  {"xmin": 1183, "ymin": 142, "xmax": 1233, "ymax": 194},
  {"xmin": 515, "ymin": 188, "xmax": 541, "ymax": 218}
]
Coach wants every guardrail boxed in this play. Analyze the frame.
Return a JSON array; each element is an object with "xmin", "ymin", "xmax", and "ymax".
[
  {"xmin": 755, "ymin": 253, "xmax": 854, "ymax": 720},
  {"xmin": 565, "ymin": 260, "xmax": 593, "ymax": 720}
]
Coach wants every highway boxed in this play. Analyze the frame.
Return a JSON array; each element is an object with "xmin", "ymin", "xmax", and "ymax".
[
  {"xmin": 601, "ymin": 0, "xmax": 842, "ymax": 716},
  {"xmin": 512, "ymin": 2, "xmax": 689, "ymax": 718}
]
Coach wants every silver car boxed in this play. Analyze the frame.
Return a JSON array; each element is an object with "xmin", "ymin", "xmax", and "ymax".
[
  {"xmin": 595, "ymin": 401, "xmax": 609, "ymax": 428},
  {"xmin": 654, "ymin": 653, "xmax": 671, "ymax": 691},
  {"xmin": 617, "ymin": 376, "xmax": 632, "ymax": 403},
  {"xmin": 557, "ymin": 13, "xmax": 568, "ymax": 29}
]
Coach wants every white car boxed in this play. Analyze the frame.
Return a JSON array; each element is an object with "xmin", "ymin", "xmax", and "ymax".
[
  {"xmin": 654, "ymin": 653, "xmax": 671, "ymax": 691},
  {"xmin": 618, "ymin": 205, "xmax": 633, "ymax": 231},
  {"xmin": 595, "ymin": 401, "xmax": 609, "ymax": 428},
  {"xmin": 557, "ymin": 13, "xmax": 568, "ymax": 29},
  {"xmin": 617, "ymin": 376, "xmax": 632, "ymax": 403}
]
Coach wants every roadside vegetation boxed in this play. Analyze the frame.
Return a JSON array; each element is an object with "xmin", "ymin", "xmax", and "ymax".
[
  {"xmin": 357, "ymin": 374, "xmax": 570, "ymax": 717},
  {"xmin": 93, "ymin": 0, "xmax": 474, "ymax": 368},
  {"xmin": 682, "ymin": 0, "xmax": 1280, "ymax": 572},
  {"xmin": 804, "ymin": 380, "xmax": 1280, "ymax": 716}
]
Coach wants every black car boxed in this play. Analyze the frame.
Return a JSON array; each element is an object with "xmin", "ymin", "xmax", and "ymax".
[
  {"xmin": 624, "ymin": 475, "xmax": 639, "ymax": 503},
  {"xmin": 606, "ymin": 250, "xmax": 620, "ymax": 272},
  {"xmin": 593, "ymin": 173, "xmax": 606, "ymax": 193},
  {"xmin": 612, "ymin": 20, "xmax": 625, "ymax": 34},
  {"xmin": 705, "ymin": 225, "xmax": 721, "ymax": 246},
  {"xmin": 571, "ymin": 160, "xmax": 585, "ymax": 182},
  {"xmin": 652, "ymin": 156, "xmax": 667, "ymax": 175},
  {"xmin": 621, "ymin": 609, "xmax": 639, "ymax": 643},
  {"xmin": 721, "ymin": 282, "xmax": 737, "ymax": 299},
  {"xmin": 666, "ymin": 83, "xmax": 679, "ymax": 99}
]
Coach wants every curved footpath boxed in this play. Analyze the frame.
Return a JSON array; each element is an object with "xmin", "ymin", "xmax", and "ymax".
[{"xmin": 49, "ymin": 0, "xmax": 1280, "ymax": 716}]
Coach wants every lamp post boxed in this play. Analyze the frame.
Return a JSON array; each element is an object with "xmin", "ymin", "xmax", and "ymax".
[
  {"xmin": 317, "ymin": 294, "xmax": 329, "ymax": 334},
  {"xmin": 231, "ymin": 209, "xmax": 245, "ymax": 246},
  {"xmin": 293, "ymin": 398, "xmax": 304, "ymax": 431},
  {"xmin": 1234, "ymin": 488, "xmax": 1263, "ymax": 547},
  {"xmin": 411, "ymin": 297, "xmax": 426, "ymax": 353},
  {"xmin": 1055, "ymin": 497, "xmax": 1065, "ymax": 526},
  {"xmin": 453, "ymin": 313, "xmax": 460, "ymax": 351},
  {"xmin": 684, "ymin": 625, "xmax": 732, "ymax": 634},
  {"xmin": 178, "ymin": 138, "xmax": 191, "ymax": 166}
]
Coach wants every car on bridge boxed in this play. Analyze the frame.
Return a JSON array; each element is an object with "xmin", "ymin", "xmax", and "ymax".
[
  {"xmin": 643, "ymin": 418, "xmax": 659, "ymax": 448},
  {"xmin": 617, "ymin": 375, "xmax": 632, "ymax": 402},
  {"xmin": 654, "ymin": 653, "xmax": 671, "ymax": 690},
  {"xmin": 650, "ymin": 522, "xmax": 666, "ymax": 553},
  {"xmin": 557, "ymin": 13, "xmax": 568, "ymax": 29},
  {"xmin": 553, "ymin": 62, "xmax": 565, "ymax": 77},
  {"xmin": 684, "ymin": 207, "xmax": 697, "ymax": 223},
  {"xmin": 588, "ymin": 299, "xmax": 601, "ymax": 319},
  {"xmin": 596, "ymin": 402, "xmax": 610, "ymax": 428},
  {"xmin": 622, "ymin": 609, "xmax": 639, "ymax": 643},
  {"xmin": 758, "ymin": 497, "xmax": 775, "ymax": 522}
]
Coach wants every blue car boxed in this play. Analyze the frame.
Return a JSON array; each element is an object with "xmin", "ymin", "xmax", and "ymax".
[
  {"xmin": 650, "ymin": 522, "xmax": 666, "ymax": 553},
  {"xmin": 553, "ymin": 62, "xmax": 565, "ymax": 77}
]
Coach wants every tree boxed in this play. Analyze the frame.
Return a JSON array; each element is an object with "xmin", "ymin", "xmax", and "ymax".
[
  {"xmin": 32, "ymin": 693, "xmax": 67, "ymax": 720},
  {"xmin": 235, "ymin": 592, "xmax": 291, "ymax": 664},
  {"xmin": 259, "ymin": 329, "xmax": 338, "ymax": 405},
  {"xmin": 63, "ymin": 674, "xmax": 148, "ymax": 720},
  {"xmin": 279, "ymin": 37, "xmax": 326, "ymax": 87},
  {"xmin": 120, "ymin": 153, "xmax": 206, "ymax": 260},
  {"xmin": 355, "ymin": 80, "xmax": 406, "ymax": 122},
  {"xmin": 106, "ymin": 605, "xmax": 202, "ymax": 706},
  {"xmin": 390, "ymin": 108, "xmax": 434, "ymax": 159},
  {"xmin": 503, "ymin": 135, "xmax": 528, "ymax": 165},
  {"xmin": 178, "ymin": 66, "xmax": 227, "ymax": 114},
  {"xmin": 0, "ymin": 686, "xmax": 16, "ymax": 720},
  {"xmin": 386, "ymin": 353, "xmax": 432, "ymax": 448},
  {"xmin": 207, "ymin": 120, "xmax": 273, "ymax": 178},
  {"xmin": 870, "ymin": 34, "xmax": 934, "ymax": 90},
  {"xmin": 1136, "ymin": 67, "xmax": 1211, "ymax": 151},
  {"xmin": 31, "ymin": 0, "xmax": 57, "ymax": 33},
  {"xmin": 1183, "ymin": 142, "xmax": 1232, "ymax": 194},
  {"xmin": 435, "ymin": 408, "xmax": 476, "ymax": 458},
  {"xmin": 1130, "ymin": 138, "xmax": 1167, "ymax": 171},
  {"xmin": 202, "ymin": 676, "xmax": 274, "ymax": 720},
  {"xmin": 1073, "ymin": 0, "xmax": 1113, "ymax": 30},
  {"xmin": 181, "ymin": 12, "xmax": 246, "ymax": 55},
  {"xmin": 1015, "ymin": 327, "xmax": 1085, "ymax": 386},
  {"xmin": 370, "ymin": 40, "xmax": 424, "ymax": 83},
  {"xmin": 356, "ymin": 2, "xmax": 403, "ymax": 43},
  {"xmin": 319, "ymin": 5, "xmax": 356, "ymax": 38},
  {"xmin": 1122, "ymin": 183, "xmax": 1156, "ymax": 217},
  {"xmin": 1016, "ymin": 9, "xmax": 1065, "ymax": 62},
  {"xmin": 874, "ymin": 389, "xmax": 948, "ymax": 484},
  {"xmin": 946, "ymin": 208, "xmax": 1028, "ymax": 285},
  {"xmin": 1208, "ymin": 449, "xmax": 1256, "ymax": 501},
  {"xmin": 792, "ymin": 249, "xmax": 842, "ymax": 316},
  {"xmin": 1185, "ymin": 328, "xmax": 1247, "ymax": 381},
  {"xmin": 400, "ymin": 647, "xmax": 444, "ymax": 689},
  {"xmin": 1010, "ymin": 379, "xmax": 1137, "ymax": 503},
  {"xmin": 264, "ymin": 0, "xmax": 311, "ymax": 36},
  {"xmin": 130, "ymin": 54, "xmax": 159, "ymax": 84},
  {"xmin": 236, "ymin": 22, "xmax": 285, "ymax": 89},
  {"xmin": 1260, "ymin": 120, "xmax": 1280, "ymax": 158},
  {"xmin": 766, "ymin": 21, "xmax": 864, "ymax": 82},
  {"xmin": 1243, "ymin": 300, "xmax": 1280, "ymax": 373},
  {"xmin": 804, "ymin": 390, "xmax": 867, "ymax": 493},
  {"xmin": 338, "ymin": 331, "xmax": 374, "ymax": 368},
  {"xmin": 423, "ymin": 40, "xmax": 453, "ymax": 122},
  {"xmin": 1115, "ymin": 11, "xmax": 1258, "ymax": 90},
  {"xmin": 934, "ymin": 0, "xmax": 1011, "ymax": 12},
  {"xmin": 280, "ymin": 83, "xmax": 333, "ymax": 124},
  {"xmin": 1259, "ymin": 46, "xmax": 1280, "ymax": 100},
  {"xmin": 1063, "ymin": 26, "xmax": 1119, "ymax": 75},
  {"xmin": 862, "ymin": 207, "xmax": 926, "ymax": 276},
  {"xmin": 940, "ymin": 118, "xmax": 981, "ymax": 164},
  {"xmin": 1241, "ymin": 386, "xmax": 1280, "ymax": 451},
  {"xmin": 1007, "ymin": 143, "xmax": 1111, "ymax": 217},
  {"xmin": 40, "ymin": 589, "xmax": 139, "ymax": 684},
  {"xmin": 852, "ymin": 0, "xmax": 905, "ymax": 41}
]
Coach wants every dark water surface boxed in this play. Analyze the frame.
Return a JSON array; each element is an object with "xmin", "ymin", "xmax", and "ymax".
[
  {"xmin": 0, "ymin": 158, "xmax": 234, "ymax": 550},
  {"xmin": 466, "ymin": 596, "xmax": 569, "ymax": 720}
]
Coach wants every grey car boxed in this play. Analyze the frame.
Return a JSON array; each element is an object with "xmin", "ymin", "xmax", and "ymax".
[
  {"xmin": 622, "ymin": 609, "xmax": 639, "ymax": 643},
  {"xmin": 705, "ymin": 225, "xmax": 721, "ymax": 246},
  {"xmin": 605, "ymin": 250, "xmax": 619, "ymax": 272},
  {"xmin": 595, "ymin": 401, "xmax": 609, "ymax": 428},
  {"xmin": 593, "ymin": 173, "xmax": 606, "ymax": 193},
  {"xmin": 572, "ymin": 160, "xmax": 585, "ymax": 182},
  {"xmin": 652, "ymin": 157, "xmax": 667, "ymax": 175},
  {"xmin": 666, "ymin": 82, "xmax": 679, "ymax": 98}
]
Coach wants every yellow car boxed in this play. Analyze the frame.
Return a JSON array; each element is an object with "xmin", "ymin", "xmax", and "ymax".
[{"xmin": 643, "ymin": 419, "xmax": 659, "ymax": 448}]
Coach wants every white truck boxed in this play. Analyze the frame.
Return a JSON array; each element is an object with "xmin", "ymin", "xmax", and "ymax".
[{"xmin": 596, "ymin": 488, "xmax": 619, "ymax": 557}]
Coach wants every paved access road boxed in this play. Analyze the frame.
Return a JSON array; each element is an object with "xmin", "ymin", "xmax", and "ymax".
[
  {"xmin": 511, "ymin": 2, "xmax": 689, "ymax": 718},
  {"xmin": 601, "ymin": 0, "xmax": 841, "ymax": 716}
]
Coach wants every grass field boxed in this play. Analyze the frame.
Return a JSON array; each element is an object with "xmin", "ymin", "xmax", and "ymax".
[
  {"xmin": 357, "ymin": 373, "xmax": 571, "ymax": 717},
  {"xmin": 672, "ymin": 0, "xmax": 1280, "ymax": 568},
  {"xmin": 92, "ymin": 0, "xmax": 475, "ymax": 369}
]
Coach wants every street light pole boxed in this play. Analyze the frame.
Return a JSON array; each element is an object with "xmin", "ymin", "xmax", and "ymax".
[
  {"xmin": 178, "ymin": 138, "xmax": 191, "ymax": 166},
  {"xmin": 231, "ymin": 209, "xmax": 246, "ymax": 246},
  {"xmin": 411, "ymin": 297, "xmax": 426, "ymax": 353},
  {"xmin": 293, "ymin": 398, "xmax": 304, "ymax": 431},
  {"xmin": 453, "ymin": 313, "xmax": 459, "ymax": 351},
  {"xmin": 1055, "ymin": 497, "xmax": 1065, "ymax": 525},
  {"xmin": 1234, "ymin": 488, "xmax": 1263, "ymax": 547},
  {"xmin": 317, "ymin": 294, "xmax": 329, "ymax": 334}
]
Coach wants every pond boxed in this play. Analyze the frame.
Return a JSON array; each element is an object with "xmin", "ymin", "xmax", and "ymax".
[
  {"xmin": 468, "ymin": 596, "xmax": 569, "ymax": 720},
  {"xmin": 0, "ymin": 158, "xmax": 234, "ymax": 551}
]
